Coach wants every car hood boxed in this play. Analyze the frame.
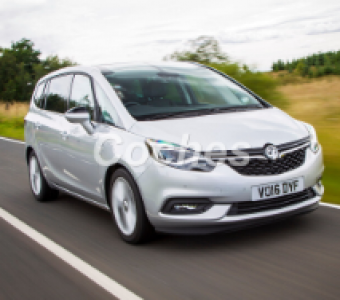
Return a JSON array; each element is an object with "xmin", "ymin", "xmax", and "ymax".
[{"xmin": 129, "ymin": 107, "xmax": 308, "ymax": 150}]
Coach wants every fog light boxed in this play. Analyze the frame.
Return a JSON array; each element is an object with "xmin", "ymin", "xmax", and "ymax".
[
  {"xmin": 313, "ymin": 180, "xmax": 324, "ymax": 196},
  {"xmin": 161, "ymin": 198, "xmax": 213, "ymax": 215},
  {"xmin": 174, "ymin": 204, "xmax": 199, "ymax": 211},
  {"xmin": 311, "ymin": 142, "xmax": 320, "ymax": 153}
]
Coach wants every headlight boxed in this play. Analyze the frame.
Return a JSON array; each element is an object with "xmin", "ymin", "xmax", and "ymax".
[
  {"xmin": 303, "ymin": 123, "xmax": 320, "ymax": 153},
  {"xmin": 145, "ymin": 139, "xmax": 215, "ymax": 172}
]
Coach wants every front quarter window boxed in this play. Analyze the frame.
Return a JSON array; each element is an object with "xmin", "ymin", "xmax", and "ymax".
[
  {"xmin": 69, "ymin": 75, "xmax": 95, "ymax": 120},
  {"xmin": 33, "ymin": 81, "xmax": 46, "ymax": 108},
  {"xmin": 95, "ymin": 82, "xmax": 120, "ymax": 126}
]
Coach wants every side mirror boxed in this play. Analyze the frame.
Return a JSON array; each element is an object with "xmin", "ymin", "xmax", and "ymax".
[{"xmin": 65, "ymin": 107, "xmax": 94, "ymax": 134}]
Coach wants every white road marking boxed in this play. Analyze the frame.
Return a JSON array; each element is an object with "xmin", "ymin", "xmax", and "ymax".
[
  {"xmin": 0, "ymin": 136, "xmax": 25, "ymax": 144},
  {"xmin": 0, "ymin": 207, "xmax": 142, "ymax": 300},
  {"xmin": 320, "ymin": 202, "xmax": 340, "ymax": 210}
]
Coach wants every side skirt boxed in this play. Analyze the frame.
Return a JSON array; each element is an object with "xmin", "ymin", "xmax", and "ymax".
[{"xmin": 51, "ymin": 183, "xmax": 110, "ymax": 211}]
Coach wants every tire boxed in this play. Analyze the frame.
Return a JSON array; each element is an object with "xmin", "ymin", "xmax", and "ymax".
[
  {"xmin": 28, "ymin": 152, "xmax": 59, "ymax": 202},
  {"xmin": 109, "ymin": 168, "xmax": 155, "ymax": 244}
]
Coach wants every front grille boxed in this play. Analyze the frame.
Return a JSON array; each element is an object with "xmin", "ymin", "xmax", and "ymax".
[
  {"xmin": 228, "ymin": 188, "xmax": 316, "ymax": 216},
  {"xmin": 205, "ymin": 137, "xmax": 310, "ymax": 176},
  {"xmin": 226, "ymin": 147, "xmax": 307, "ymax": 176}
]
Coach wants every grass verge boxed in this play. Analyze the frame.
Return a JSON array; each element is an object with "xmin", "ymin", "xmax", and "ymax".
[
  {"xmin": 0, "ymin": 115, "xmax": 25, "ymax": 140},
  {"xmin": 278, "ymin": 75, "xmax": 340, "ymax": 205},
  {"xmin": 0, "ymin": 102, "xmax": 28, "ymax": 140}
]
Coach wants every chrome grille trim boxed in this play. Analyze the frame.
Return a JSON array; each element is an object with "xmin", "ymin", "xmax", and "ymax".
[{"xmin": 205, "ymin": 136, "xmax": 310, "ymax": 161}]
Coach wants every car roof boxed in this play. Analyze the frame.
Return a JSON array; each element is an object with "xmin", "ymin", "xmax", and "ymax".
[
  {"xmin": 96, "ymin": 61, "xmax": 199, "ymax": 71},
  {"xmin": 37, "ymin": 61, "xmax": 203, "ymax": 84}
]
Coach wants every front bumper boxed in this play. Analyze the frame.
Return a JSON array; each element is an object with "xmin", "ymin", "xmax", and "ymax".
[
  {"xmin": 136, "ymin": 147, "xmax": 324, "ymax": 232},
  {"xmin": 156, "ymin": 201, "xmax": 319, "ymax": 235}
]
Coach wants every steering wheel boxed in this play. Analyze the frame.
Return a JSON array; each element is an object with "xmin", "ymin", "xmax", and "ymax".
[{"xmin": 124, "ymin": 102, "xmax": 141, "ymax": 107}]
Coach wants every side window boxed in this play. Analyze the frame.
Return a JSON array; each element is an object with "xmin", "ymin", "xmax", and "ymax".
[
  {"xmin": 95, "ymin": 83, "xmax": 119, "ymax": 125},
  {"xmin": 45, "ymin": 75, "xmax": 73, "ymax": 113},
  {"xmin": 69, "ymin": 75, "xmax": 95, "ymax": 120},
  {"xmin": 33, "ymin": 82, "xmax": 46, "ymax": 108}
]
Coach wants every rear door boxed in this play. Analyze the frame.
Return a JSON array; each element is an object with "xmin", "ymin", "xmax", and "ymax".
[
  {"xmin": 38, "ymin": 74, "xmax": 73, "ymax": 185},
  {"xmin": 27, "ymin": 80, "xmax": 48, "ymax": 148}
]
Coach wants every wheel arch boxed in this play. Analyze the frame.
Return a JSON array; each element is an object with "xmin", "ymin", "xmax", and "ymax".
[
  {"xmin": 25, "ymin": 146, "xmax": 34, "ymax": 165},
  {"xmin": 104, "ymin": 163, "xmax": 132, "ymax": 208},
  {"xmin": 103, "ymin": 160, "xmax": 149, "ymax": 210}
]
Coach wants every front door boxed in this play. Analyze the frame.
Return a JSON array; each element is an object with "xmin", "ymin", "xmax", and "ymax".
[{"xmin": 60, "ymin": 74, "xmax": 103, "ymax": 202}]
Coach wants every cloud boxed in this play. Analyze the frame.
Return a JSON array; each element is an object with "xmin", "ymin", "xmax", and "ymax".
[
  {"xmin": 1, "ymin": 0, "xmax": 47, "ymax": 11},
  {"xmin": 307, "ymin": 28, "xmax": 340, "ymax": 35},
  {"xmin": 217, "ymin": 3, "xmax": 340, "ymax": 45},
  {"xmin": 0, "ymin": 0, "xmax": 339, "ymax": 69}
]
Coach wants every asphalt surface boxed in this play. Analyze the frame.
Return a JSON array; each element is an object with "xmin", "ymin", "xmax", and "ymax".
[{"xmin": 0, "ymin": 138, "xmax": 339, "ymax": 300}]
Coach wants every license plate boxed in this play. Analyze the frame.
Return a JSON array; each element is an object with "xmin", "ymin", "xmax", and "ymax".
[{"xmin": 252, "ymin": 177, "xmax": 304, "ymax": 201}]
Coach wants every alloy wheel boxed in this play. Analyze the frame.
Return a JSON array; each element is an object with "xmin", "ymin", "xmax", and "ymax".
[{"xmin": 111, "ymin": 177, "xmax": 137, "ymax": 235}]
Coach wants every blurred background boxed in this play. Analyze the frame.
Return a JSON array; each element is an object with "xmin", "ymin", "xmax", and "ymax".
[{"xmin": 0, "ymin": 0, "xmax": 339, "ymax": 204}]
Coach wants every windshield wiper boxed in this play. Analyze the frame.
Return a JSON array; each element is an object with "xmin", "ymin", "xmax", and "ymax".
[
  {"xmin": 139, "ymin": 110, "xmax": 209, "ymax": 121},
  {"xmin": 208, "ymin": 104, "xmax": 263, "ymax": 113},
  {"xmin": 139, "ymin": 104, "xmax": 263, "ymax": 121}
]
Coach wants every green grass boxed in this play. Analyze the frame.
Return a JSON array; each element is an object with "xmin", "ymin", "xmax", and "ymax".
[
  {"xmin": 316, "ymin": 130, "xmax": 340, "ymax": 205},
  {"xmin": 323, "ymin": 165, "xmax": 339, "ymax": 205},
  {"xmin": 278, "ymin": 75, "xmax": 340, "ymax": 205},
  {"xmin": 0, "ymin": 115, "xmax": 25, "ymax": 140}
]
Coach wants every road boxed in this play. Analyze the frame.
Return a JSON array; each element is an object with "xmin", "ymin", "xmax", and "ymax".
[{"xmin": 0, "ymin": 138, "xmax": 339, "ymax": 300}]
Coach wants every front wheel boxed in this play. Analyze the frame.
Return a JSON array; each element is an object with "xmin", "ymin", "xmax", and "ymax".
[
  {"xmin": 110, "ymin": 169, "xmax": 154, "ymax": 244},
  {"xmin": 28, "ymin": 152, "xmax": 59, "ymax": 202}
]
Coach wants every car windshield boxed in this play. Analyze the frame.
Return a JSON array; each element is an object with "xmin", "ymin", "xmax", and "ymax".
[{"xmin": 101, "ymin": 64, "xmax": 263, "ymax": 121}]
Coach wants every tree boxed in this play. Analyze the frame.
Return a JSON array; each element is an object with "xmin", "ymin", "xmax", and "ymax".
[
  {"xmin": 288, "ymin": 64, "xmax": 293, "ymax": 73},
  {"xmin": 295, "ymin": 61, "xmax": 305, "ymax": 76},
  {"xmin": 164, "ymin": 36, "xmax": 286, "ymax": 108},
  {"xmin": 42, "ymin": 55, "xmax": 76, "ymax": 73},
  {"xmin": 164, "ymin": 36, "xmax": 228, "ymax": 64},
  {"xmin": 274, "ymin": 59, "xmax": 285, "ymax": 71},
  {"xmin": 9, "ymin": 39, "xmax": 40, "ymax": 74},
  {"xmin": 0, "ymin": 52, "xmax": 19, "ymax": 102},
  {"xmin": 324, "ymin": 57, "xmax": 333, "ymax": 75},
  {"xmin": 316, "ymin": 67, "xmax": 325, "ymax": 77},
  {"xmin": 335, "ymin": 64, "xmax": 340, "ymax": 75},
  {"xmin": 34, "ymin": 55, "xmax": 76, "ymax": 82},
  {"xmin": 272, "ymin": 62, "xmax": 278, "ymax": 72},
  {"xmin": 271, "ymin": 50, "xmax": 340, "ymax": 77},
  {"xmin": 1, "ymin": 79, "xmax": 16, "ymax": 101},
  {"xmin": 302, "ymin": 64, "xmax": 310, "ymax": 77},
  {"xmin": 308, "ymin": 68, "xmax": 315, "ymax": 78},
  {"xmin": 0, "ymin": 38, "xmax": 76, "ymax": 102}
]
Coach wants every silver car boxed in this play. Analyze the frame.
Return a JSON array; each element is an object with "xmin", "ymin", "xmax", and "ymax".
[{"xmin": 25, "ymin": 62, "xmax": 324, "ymax": 243}]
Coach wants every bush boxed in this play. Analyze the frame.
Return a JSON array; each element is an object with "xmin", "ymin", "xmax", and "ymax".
[
  {"xmin": 308, "ymin": 69, "xmax": 315, "ymax": 78},
  {"xmin": 316, "ymin": 67, "xmax": 325, "ymax": 77}
]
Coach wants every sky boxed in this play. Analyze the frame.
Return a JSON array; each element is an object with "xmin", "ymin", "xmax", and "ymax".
[{"xmin": 0, "ymin": 0, "xmax": 340, "ymax": 70}]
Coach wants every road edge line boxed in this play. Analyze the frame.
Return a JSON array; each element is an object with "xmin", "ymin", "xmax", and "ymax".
[
  {"xmin": 320, "ymin": 202, "xmax": 340, "ymax": 210},
  {"xmin": 0, "ymin": 207, "xmax": 142, "ymax": 300},
  {"xmin": 0, "ymin": 136, "xmax": 25, "ymax": 144}
]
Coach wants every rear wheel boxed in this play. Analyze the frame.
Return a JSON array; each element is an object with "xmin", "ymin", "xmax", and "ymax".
[
  {"xmin": 28, "ymin": 152, "xmax": 59, "ymax": 201},
  {"xmin": 110, "ymin": 169, "xmax": 154, "ymax": 244}
]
